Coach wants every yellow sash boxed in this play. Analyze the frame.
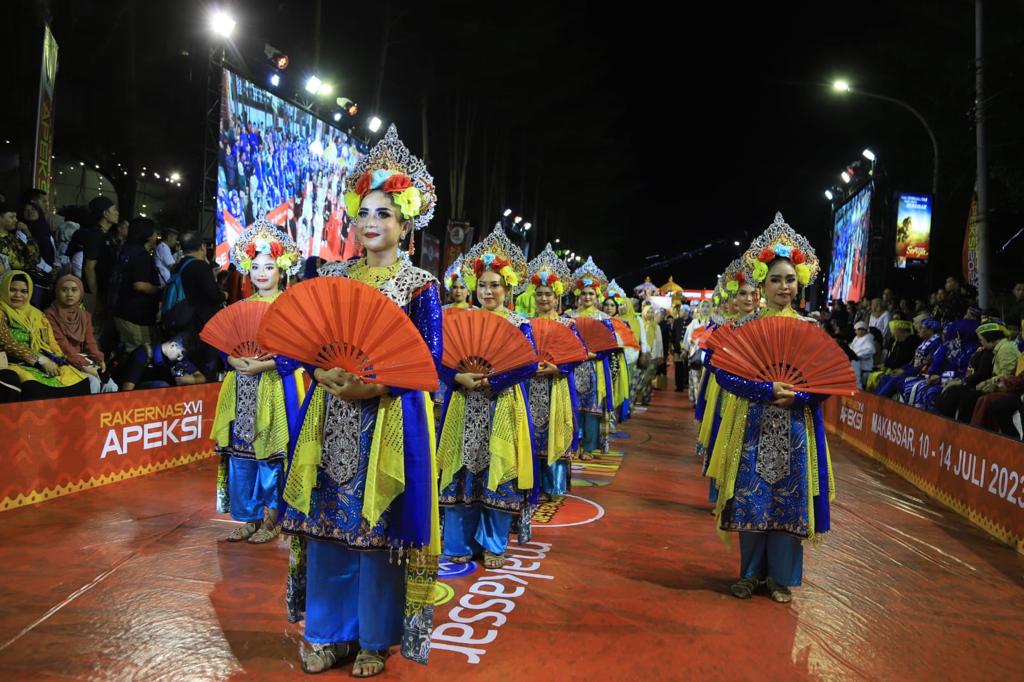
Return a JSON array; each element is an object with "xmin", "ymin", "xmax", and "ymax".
[{"xmin": 547, "ymin": 375, "xmax": 575, "ymax": 465}]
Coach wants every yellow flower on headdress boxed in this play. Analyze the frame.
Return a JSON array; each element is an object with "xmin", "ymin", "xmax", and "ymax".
[
  {"xmin": 726, "ymin": 280, "xmax": 739, "ymax": 294},
  {"xmin": 753, "ymin": 261, "xmax": 768, "ymax": 282},
  {"xmin": 499, "ymin": 265, "xmax": 519, "ymax": 287},
  {"xmin": 345, "ymin": 191, "xmax": 361, "ymax": 219},
  {"xmin": 392, "ymin": 187, "xmax": 422, "ymax": 220},
  {"xmin": 552, "ymin": 280, "xmax": 565, "ymax": 296},
  {"xmin": 795, "ymin": 263, "xmax": 811, "ymax": 285}
]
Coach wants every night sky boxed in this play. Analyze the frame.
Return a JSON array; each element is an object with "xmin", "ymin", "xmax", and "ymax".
[{"xmin": 4, "ymin": 0, "xmax": 1023, "ymax": 297}]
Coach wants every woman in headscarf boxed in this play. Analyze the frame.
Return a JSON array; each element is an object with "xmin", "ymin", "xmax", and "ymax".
[
  {"xmin": 44, "ymin": 274, "xmax": 107, "ymax": 391},
  {"xmin": 0, "ymin": 270, "xmax": 90, "ymax": 400}
]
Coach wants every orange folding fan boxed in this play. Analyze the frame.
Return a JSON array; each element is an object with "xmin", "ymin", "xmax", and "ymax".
[
  {"xmin": 531, "ymin": 319, "xmax": 589, "ymax": 365},
  {"xmin": 609, "ymin": 318, "xmax": 640, "ymax": 349},
  {"xmin": 442, "ymin": 309, "xmax": 537, "ymax": 375},
  {"xmin": 573, "ymin": 317, "xmax": 618, "ymax": 353},
  {"xmin": 256, "ymin": 278, "xmax": 438, "ymax": 392},
  {"xmin": 693, "ymin": 323, "xmax": 716, "ymax": 349},
  {"xmin": 200, "ymin": 300, "xmax": 271, "ymax": 359},
  {"xmin": 710, "ymin": 315, "xmax": 857, "ymax": 396}
]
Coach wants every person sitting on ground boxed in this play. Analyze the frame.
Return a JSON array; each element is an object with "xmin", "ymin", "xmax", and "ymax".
[
  {"xmin": 45, "ymin": 274, "xmax": 112, "ymax": 393},
  {"xmin": 117, "ymin": 335, "xmax": 206, "ymax": 391},
  {"xmin": 0, "ymin": 270, "xmax": 90, "ymax": 400}
]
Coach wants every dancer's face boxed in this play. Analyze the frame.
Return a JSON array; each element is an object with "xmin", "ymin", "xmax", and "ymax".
[
  {"xmin": 736, "ymin": 283, "xmax": 758, "ymax": 314},
  {"xmin": 357, "ymin": 190, "xmax": 408, "ymax": 254},
  {"xmin": 450, "ymin": 281, "xmax": 469, "ymax": 303},
  {"xmin": 477, "ymin": 271, "xmax": 507, "ymax": 311},
  {"xmin": 602, "ymin": 298, "xmax": 618, "ymax": 316},
  {"xmin": 535, "ymin": 285, "xmax": 556, "ymax": 313},
  {"xmin": 250, "ymin": 253, "xmax": 281, "ymax": 293},
  {"xmin": 764, "ymin": 259, "xmax": 798, "ymax": 310},
  {"xmin": 578, "ymin": 287, "xmax": 597, "ymax": 309}
]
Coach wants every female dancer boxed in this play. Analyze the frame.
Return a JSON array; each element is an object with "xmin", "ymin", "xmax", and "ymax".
[{"xmin": 211, "ymin": 221, "xmax": 304, "ymax": 544}]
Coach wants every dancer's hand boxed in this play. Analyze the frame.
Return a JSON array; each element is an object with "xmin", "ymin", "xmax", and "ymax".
[{"xmin": 771, "ymin": 381, "xmax": 796, "ymax": 407}]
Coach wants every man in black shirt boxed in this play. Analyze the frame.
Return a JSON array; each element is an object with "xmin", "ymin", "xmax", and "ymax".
[
  {"xmin": 112, "ymin": 218, "xmax": 161, "ymax": 351},
  {"xmin": 173, "ymin": 231, "xmax": 226, "ymax": 380},
  {"xmin": 672, "ymin": 306, "xmax": 691, "ymax": 391},
  {"xmin": 68, "ymin": 197, "xmax": 120, "ymax": 351}
]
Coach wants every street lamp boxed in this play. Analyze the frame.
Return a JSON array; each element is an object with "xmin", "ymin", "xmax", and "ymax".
[
  {"xmin": 368, "ymin": 117, "xmax": 382, "ymax": 133},
  {"xmin": 209, "ymin": 10, "xmax": 236, "ymax": 38},
  {"xmin": 862, "ymin": 148, "xmax": 876, "ymax": 162},
  {"xmin": 841, "ymin": 171, "xmax": 851, "ymax": 184},
  {"xmin": 270, "ymin": 73, "xmax": 280, "ymax": 87},
  {"xmin": 832, "ymin": 79, "xmax": 938, "ymax": 196},
  {"xmin": 503, "ymin": 208, "xmax": 512, "ymax": 217},
  {"xmin": 824, "ymin": 189, "xmax": 834, "ymax": 201},
  {"xmin": 305, "ymin": 76, "xmax": 323, "ymax": 94}
]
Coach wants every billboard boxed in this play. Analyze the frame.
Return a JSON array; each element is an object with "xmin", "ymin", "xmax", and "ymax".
[
  {"xmin": 895, "ymin": 193, "xmax": 932, "ymax": 268},
  {"xmin": 216, "ymin": 70, "xmax": 364, "ymax": 269},
  {"xmin": 828, "ymin": 183, "xmax": 872, "ymax": 303}
]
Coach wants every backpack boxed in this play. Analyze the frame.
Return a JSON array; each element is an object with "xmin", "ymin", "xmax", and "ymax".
[{"xmin": 161, "ymin": 257, "xmax": 197, "ymax": 333}]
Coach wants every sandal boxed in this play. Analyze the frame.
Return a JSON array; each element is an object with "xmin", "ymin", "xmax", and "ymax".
[
  {"xmin": 483, "ymin": 551, "xmax": 505, "ymax": 569},
  {"xmin": 766, "ymin": 577, "xmax": 792, "ymax": 603},
  {"xmin": 248, "ymin": 524, "xmax": 281, "ymax": 544},
  {"xmin": 577, "ymin": 451, "xmax": 595, "ymax": 461},
  {"xmin": 729, "ymin": 576, "xmax": 761, "ymax": 600},
  {"xmin": 225, "ymin": 521, "xmax": 259, "ymax": 542},
  {"xmin": 352, "ymin": 648, "xmax": 390, "ymax": 678},
  {"xmin": 447, "ymin": 555, "xmax": 472, "ymax": 564},
  {"xmin": 301, "ymin": 642, "xmax": 354, "ymax": 674}
]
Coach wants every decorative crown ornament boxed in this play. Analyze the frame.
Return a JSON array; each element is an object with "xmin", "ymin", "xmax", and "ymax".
[
  {"xmin": 719, "ymin": 258, "xmax": 755, "ymax": 295},
  {"xmin": 461, "ymin": 224, "xmax": 527, "ymax": 289},
  {"xmin": 444, "ymin": 253, "xmax": 467, "ymax": 291},
  {"xmin": 344, "ymin": 124, "xmax": 437, "ymax": 229},
  {"xmin": 607, "ymin": 278, "xmax": 628, "ymax": 300},
  {"xmin": 570, "ymin": 256, "xmax": 608, "ymax": 297},
  {"xmin": 525, "ymin": 243, "xmax": 571, "ymax": 297},
  {"xmin": 742, "ymin": 212, "xmax": 820, "ymax": 286},
  {"xmin": 230, "ymin": 218, "xmax": 302, "ymax": 276}
]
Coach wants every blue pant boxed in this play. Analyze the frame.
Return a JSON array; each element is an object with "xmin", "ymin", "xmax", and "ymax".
[
  {"xmin": 739, "ymin": 531, "xmax": 803, "ymax": 586},
  {"xmin": 227, "ymin": 457, "xmax": 282, "ymax": 523},
  {"xmin": 443, "ymin": 505, "xmax": 513, "ymax": 557},
  {"xmin": 581, "ymin": 413, "xmax": 601, "ymax": 452},
  {"xmin": 305, "ymin": 540, "xmax": 405, "ymax": 649},
  {"xmin": 541, "ymin": 460, "xmax": 569, "ymax": 496}
]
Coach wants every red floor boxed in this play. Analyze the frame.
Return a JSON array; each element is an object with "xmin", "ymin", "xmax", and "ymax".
[{"xmin": 1, "ymin": 383, "xmax": 1023, "ymax": 680}]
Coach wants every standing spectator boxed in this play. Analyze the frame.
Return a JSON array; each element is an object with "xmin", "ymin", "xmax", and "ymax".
[
  {"xmin": 0, "ymin": 204, "xmax": 41, "ymax": 275},
  {"xmin": 868, "ymin": 297, "xmax": 892, "ymax": 345},
  {"xmin": 830, "ymin": 299, "xmax": 849, "ymax": 328},
  {"xmin": 112, "ymin": 218, "xmax": 161, "ymax": 351},
  {"xmin": 671, "ymin": 306, "xmax": 691, "ymax": 392},
  {"xmin": 1005, "ymin": 281, "xmax": 1024, "ymax": 339},
  {"xmin": 171, "ymin": 232, "xmax": 226, "ymax": 379},
  {"xmin": 656, "ymin": 308, "xmax": 672, "ymax": 390},
  {"xmin": 111, "ymin": 219, "xmax": 130, "ymax": 255},
  {"xmin": 154, "ymin": 228, "xmax": 180, "ymax": 285},
  {"xmin": 881, "ymin": 288, "xmax": 895, "ymax": 312},
  {"xmin": 67, "ymin": 197, "xmax": 119, "ymax": 349}
]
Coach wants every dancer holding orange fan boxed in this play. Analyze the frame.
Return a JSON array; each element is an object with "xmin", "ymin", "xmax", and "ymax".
[
  {"xmin": 206, "ymin": 221, "xmax": 304, "ymax": 545},
  {"xmin": 437, "ymin": 225, "xmax": 539, "ymax": 570},
  {"xmin": 705, "ymin": 213, "xmax": 851, "ymax": 604}
]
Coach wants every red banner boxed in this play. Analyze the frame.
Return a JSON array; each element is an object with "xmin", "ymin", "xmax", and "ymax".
[
  {"xmin": 0, "ymin": 383, "xmax": 221, "ymax": 512},
  {"xmin": 823, "ymin": 391, "xmax": 1024, "ymax": 551}
]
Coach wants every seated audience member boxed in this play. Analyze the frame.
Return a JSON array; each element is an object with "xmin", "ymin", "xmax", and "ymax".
[
  {"xmin": 971, "ymin": 354, "xmax": 1024, "ymax": 437},
  {"xmin": 944, "ymin": 320, "xmax": 1020, "ymax": 423},
  {"xmin": 0, "ymin": 270, "xmax": 90, "ymax": 400},
  {"xmin": 45, "ymin": 274, "xmax": 115, "ymax": 393},
  {"xmin": 876, "ymin": 316, "xmax": 942, "ymax": 400},
  {"xmin": 849, "ymin": 321, "xmax": 876, "ymax": 389},
  {"xmin": 117, "ymin": 335, "xmax": 205, "ymax": 391},
  {"xmin": 865, "ymin": 319, "xmax": 920, "ymax": 392}
]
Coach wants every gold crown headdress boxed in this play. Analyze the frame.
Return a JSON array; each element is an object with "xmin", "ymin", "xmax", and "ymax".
[
  {"xmin": 230, "ymin": 218, "xmax": 302, "ymax": 276},
  {"xmin": 742, "ymin": 212, "xmax": 820, "ymax": 286},
  {"xmin": 344, "ymin": 125, "xmax": 437, "ymax": 229},
  {"xmin": 570, "ymin": 256, "xmax": 608, "ymax": 297},
  {"xmin": 461, "ymin": 224, "xmax": 527, "ymax": 289}
]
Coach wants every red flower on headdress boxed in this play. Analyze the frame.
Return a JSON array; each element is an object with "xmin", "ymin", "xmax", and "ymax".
[
  {"xmin": 355, "ymin": 172, "xmax": 373, "ymax": 197},
  {"xmin": 791, "ymin": 248, "xmax": 805, "ymax": 264},
  {"xmin": 758, "ymin": 247, "xmax": 775, "ymax": 263},
  {"xmin": 270, "ymin": 241, "xmax": 284, "ymax": 259},
  {"xmin": 381, "ymin": 173, "xmax": 412, "ymax": 193},
  {"xmin": 736, "ymin": 272, "xmax": 746, "ymax": 285},
  {"xmin": 245, "ymin": 242, "xmax": 257, "ymax": 259},
  {"xmin": 531, "ymin": 274, "xmax": 542, "ymax": 286},
  {"xmin": 473, "ymin": 256, "xmax": 510, "ymax": 276}
]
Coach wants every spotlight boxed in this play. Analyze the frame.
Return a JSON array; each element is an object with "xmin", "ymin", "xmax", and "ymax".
[
  {"xmin": 503, "ymin": 208, "xmax": 512, "ymax": 217},
  {"xmin": 523, "ymin": 222, "xmax": 532, "ymax": 230},
  {"xmin": 733, "ymin": 240, "xmax": 741, "ymax": 246},
  {"xmin": 513, "ymin": 216, "xmax": 522, "ymax": 224},
  {"xmin": 270, "ymin": 74, "xmax": 280, "ymax": 87},
  {"xmin": 170, "ymin": 172, "xmax": 181, "ymax": 182},
  {"xmin": 318, "ymin": 82, "xmax": 333, "ymax": 96},
  {"xmin": 333, "ymin": 112, "xmax": 342, "ymax": 122},
  {"xmin": 368, "ymin": 117, "xmax": 382, "ymax": 132},
  {"xmin": 862, "ymin": 148, "xmax": 876, "ymax": 162},
  {"xmin": 832, "ymin": 79, "xmax": 851, "ymax": 93},
  {"xmin": 841, "ymin": 171, "xmax": 851, "ymax": 183},
  {"xmin": 209, "ymin": 10, "xmax": 236, "ymax": 38},
  {"xmin": 305, "ymin": 76, "xmax": 323, "ymax": 94},
  {"xmin": 554, "ymin": 237, "xmax": 560, "ymax": 243},
  {"xmin": 825, "ymin": 189, "xmax": 834, "ymax": 200}
]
